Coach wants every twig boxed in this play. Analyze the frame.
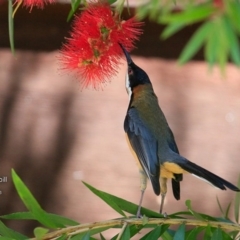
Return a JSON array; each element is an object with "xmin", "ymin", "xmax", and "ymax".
[{"xmin": 30, "ymin": 218, "xmax": 240, "ymax": 240}]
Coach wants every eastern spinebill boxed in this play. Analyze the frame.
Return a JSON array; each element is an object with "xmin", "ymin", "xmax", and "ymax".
[{"xmin": 121, "ymin": 45, "xmax": 240, "ymax": 217}]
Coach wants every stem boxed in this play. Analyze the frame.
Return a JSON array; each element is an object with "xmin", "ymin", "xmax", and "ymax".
[
  {"xmin": 30, "ymin": 218, "xmax": 240, "ymax": 240},
  {"xmin": 116, "ymin": 221, "xmax": 128, "ymax": 240}
]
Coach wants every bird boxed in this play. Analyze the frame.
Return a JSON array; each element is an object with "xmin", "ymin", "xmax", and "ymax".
[{"xmin": 120, "ymin": 45, "xmax": 240, "ymax": 217}]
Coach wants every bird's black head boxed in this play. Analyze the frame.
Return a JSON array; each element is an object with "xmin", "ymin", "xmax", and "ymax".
[{"xmin": 120, "ymin": 45, "xmax": 151, "ymax": 97}]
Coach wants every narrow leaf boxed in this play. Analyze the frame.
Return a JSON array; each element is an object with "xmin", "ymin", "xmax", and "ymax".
[
  {"xmin": 111, "ymin": 225, "xmax": 144, "ymax": 240},
  {"xmin": 225, "ymin": 202, "xmax": 232, "ymax": 220},
  {"xmin": 204, "ymin": 225, "xmax": 213, "ymax": 240},
  {"xmin": 161, "ymin": 4, "xmax": 214, "ymax": 24},
  {"xmin": 223, "ymin": 16, "xmax": 240, "ymax": 66},
  {"xmin": 100, "ymin": 233, "xmax": 106, "ymax": 240},
  {"xmin": 0, "ymin": 211, "xmax": 79, "ymax": 226},
  {"xmin": 128, "ymin": 225, "xmax": 144, "ymax": 238},
  {"xmin": 8, "ymin": 0, "xmax": 15, "ymax": 54},
  {"xmin": 34, "ymin": 227, "xmax": 49, "ymax": 240},
  {"xmin": 107, "ymin": 0, "xmax": 118, "ymax": 4},
  {"xmin": 142, "ymin": 215, "xmax": 148, "ymax": 225},
  {"xmin": 11, "ymin": 169, "xmax": 59, "ymax": 228},
  {"xmin": 173, "ymin": 224, "xmax": 185, "ymax": 240},
  {"xmin": 0, "ymin": 220, "xmax": 27, "ymax": 239},
  {"xmin": 162, "ymin": 228, "xmax": 174, "ymax": 240},
  {"xmin": 56, "ymin": 235, "xmax": 67, "ymax": 240},
  {"xmin": 179, "ymin": 21, "xmax": 211, "ymax": 64},
  {"xmin": 186, "ymin": 227, "xmax": 205, "ymax": 240},
  {"xmin": 121, "ymin": 225, "xmax": 130, "ymax": 240},
  {"xmin": 222, "ymin": 230, "xmax": 232, "ymax": 240},
  {"xmin": 216, "ymin": 196, "xmax": 225, "ymax": 217},
  {"xmin": 82, "ymin": 231, "xmax": 90, "ymax": 240},
  {"xmin": 75, "ymin": 227, "xmax": 111, "ymax": 239},
  {"xmin": 67, "ymin": 0, "xmax": 81, "ymax": 22},
  {"xmin": 83, "ymin": 182, "xmax": 162, "ymax": 217},
  {"xmin": 141, "ymin": 225, "xmax": 169, "ymax": 240},
  {"xmin": 211, "ymin": 227, "xmax": 222, "ymax": 240},
  {"xmin": 186, "ymin": 200, "xmax": 206, "ymax": 221},
  {"xmin": 161, "ymin": 22, "xmax": 185, "ymax": 40},
  {"xmin": 83, "ymin": 182, "xmax": 126, "ymax": 217},
  {"xmin": 227, "ymin": 1, "xmax": 240, "ymax": 33},
  {"xmin": 205, "ymin": 21, "xmax": 218, "ymax": 68}
]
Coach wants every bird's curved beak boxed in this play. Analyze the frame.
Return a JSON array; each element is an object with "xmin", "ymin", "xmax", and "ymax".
[{"xmin": 119, "ymin": 44, "xmax": 133, "ymax": 65}]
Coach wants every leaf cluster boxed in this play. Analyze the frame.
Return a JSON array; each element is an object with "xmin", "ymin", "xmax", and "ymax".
[
  {"xmin": 0, "ymin": 170, "xmax": 240, "ymax": 240},
  {"xmin": 137, "ymin": 0, "xmax": 240, "ymax": 72}
]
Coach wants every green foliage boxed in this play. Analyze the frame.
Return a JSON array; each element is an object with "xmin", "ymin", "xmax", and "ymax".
[
  {"xmin": 8, "ymin": 0, "xmax": 14, "ymax": 54},
  {"xmin": 0, "ymin": 169, "xmax": 240, "ymax": 239},
  {"xmin": 136, "ymin": 0, "xmax": 240, "ymax": 72}
]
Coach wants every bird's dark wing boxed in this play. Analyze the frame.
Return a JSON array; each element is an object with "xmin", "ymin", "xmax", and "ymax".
[
  {"xmin": 167, "ymin": 127, "xmax": 182, "ymax": 200},
  {"xmin": 124, "ymin": 107, "xmax": 160, "ymax": 195}
]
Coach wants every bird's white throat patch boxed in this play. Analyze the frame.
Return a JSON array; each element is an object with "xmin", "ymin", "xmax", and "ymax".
[{"xmin": 125, "ymin": 72, "xmax": 132, "ymax": 100}]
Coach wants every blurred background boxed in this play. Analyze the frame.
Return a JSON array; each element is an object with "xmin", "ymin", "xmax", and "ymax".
[{"xmin": 0, "ymin": 0, "xmax": 240, "ymax": 238}]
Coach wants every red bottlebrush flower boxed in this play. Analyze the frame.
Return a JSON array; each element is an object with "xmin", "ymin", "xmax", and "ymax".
[
  {"xmin": 59, "ymin": 1, "xmax": 143, "ymax": 89},
  {"xmin": 213, "ymin": 0, "xmax": 224, "ymax": 9},
  {"xmin": 14, "ymin": 0, "xmax": 55, "ymax": 9}
]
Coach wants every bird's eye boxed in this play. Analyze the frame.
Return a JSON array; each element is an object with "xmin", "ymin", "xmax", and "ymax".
[{"xmin": 128, "ymin": 68, "xmax": 133, "ymax": 75}]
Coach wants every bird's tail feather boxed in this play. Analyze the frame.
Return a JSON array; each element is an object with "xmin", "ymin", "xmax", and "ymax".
[
  {"xmin": 177, "ymin": 160, "xmax": 240, "ymax": 192},
  {"xmin": 172, "ymin": 179, "xmax": 180, "ymax": 200}
]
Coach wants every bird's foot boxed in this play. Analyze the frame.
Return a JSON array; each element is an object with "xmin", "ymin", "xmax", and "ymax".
[
  {"xmin": 136, "ymin": 210, "xmax": 142, "ymax": 218},
  {"xmin": 163, "ymin": 212, "xmax": 168, "ymax": 218}
]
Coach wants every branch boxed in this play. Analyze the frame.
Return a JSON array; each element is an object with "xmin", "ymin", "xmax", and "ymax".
[{"xmin": 30, "ymin": 217, "xmax": 240, "ymax": 240}]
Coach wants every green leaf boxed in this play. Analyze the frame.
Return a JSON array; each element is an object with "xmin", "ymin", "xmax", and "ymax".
[
  {"xmin": 224, "ymin": 202, "xmax": 232, "ymax": 220},
  {"xmin": 0, "ymin": 220, "xmax": 27, "ymax": 239},
  {"xmin": 8, "ymin": 0, "xmax": 15, "ymax": 54},
  {"xmin": 223, "ymin": 16, "xmax": 240, "ymax": 66},
  {"xmin": 83, "ymin": 182, "xmax": 162, "ymax": 218},
  {"xmin": 71, "ymin": 232, "xmax": 97, "ymax": 240},
  {"xmin": 100, "ymin": 233, "xmax": 106, "ymax": 240},
  {"xmin": 216, "ymin": 196, "xmax": 225, "ymax": 217},
  {"xmin": 83, "ymin": 182, "xmax": 126, "ymax": 217},
  {"xmin": 186, "ymin": 200, "xmax": 207, "ymax": 221},
  {"xmin": 162, "ymin": 228, "xmax": 175, "ymax": 240},
  {"xmin": 34, "ymin": 227, "xmax": 49, "ymax": 240},
  {"xmin": 234, "ymin": 175, "xmax": 240, "ymax": 223},
  {"xmin": 173, "ymin": 224, "xmax": 185, "ymax": 240},
  {"xmin": 121, "ymin": 225, "xmax": 130, "ymax": 240},
  {"xmin": 161, "ymin": 4, "xmax": 214, "ymax": 25},
  {"xmin": 211, "ymin": 228, "xmax": 222, "ymax": 240},
  {"xmin": 227, "ymin": 1, "xmax": 240, "ymax": 33},
  {"xmin": 73, "ymin": 227, "xmax": 111, "ymax": 239},
  {"xmin": 107, "ymin": 0, "xmax": 118, "ymax": 4},
  {"xmin": 142, "ymin": 215, "xmax": 148, "ymax": 225},
  {"xmin": 205, "ymin": 21, "xmax": 218, "ymax": 68},
  {"xmin": 222, "ymin": 230, "xmax": 232, "ymax": 240},
  {"xmin": 186, "ymin": 227, "xmax": 205, "ymax": 240},
  {"xmin": 11, "ymin": 169, "xmax": 60, "ymax": 228},
  {"xmin": 111, "ymin": 225, "xmax": 144, "ymax": 240},
  {"xmin": 215, "ymin": 197, "xmax": 233, "ymax": 222},
  {"xmin": 136, "ymin": 4, "xmax": 151, "ymax": 20},
  {"xmin": 141, "ymin": 225, "xmax": 169, "ymax": 240},
  {"xmin": 82, "ymin": 231, "xmax": 90, "ymax": 240},
  {"xmin": 204, "ymin": 225, "xmax": 213, "ymax": 240},
  {"xmin": 0, "ymin": 211, "xmax": 79, "ymax": 226},
  {"xmin": 179, "ymin": 21, "xmax": 212, "ymax": 64},
  {"xmin": 161, "ymin": 22, "xmax": 185, "ymax": 40},
  {"xmin": 128, "ymin": 225, "xmax": 144, "ymax": 238},
  {"xmin": 0, "ymin": 212, "xmax": 34, "ymax": 220},
  {"xmin": 56, "ymin": 234, "xmax": 67, "ymax": 240},
  {"xmin": 67, "ymin": 0, "xmax": 81, "ymax": 22}
]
